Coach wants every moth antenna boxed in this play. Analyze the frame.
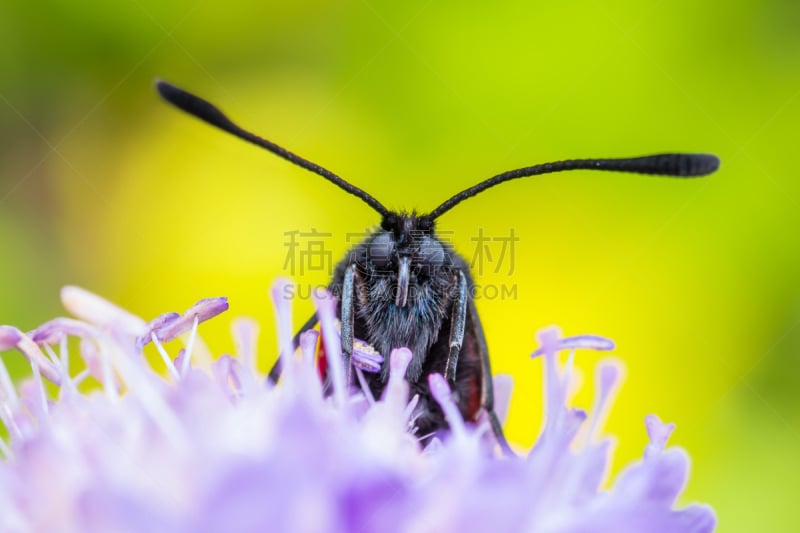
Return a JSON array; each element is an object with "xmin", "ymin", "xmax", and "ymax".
[
  {"xmin": 155, "ymin": 80, "xmax": 390, "ymax": 217},
  {"xmin": 427, "ymin": 153, "xmax": 720, "ymax": 220}
]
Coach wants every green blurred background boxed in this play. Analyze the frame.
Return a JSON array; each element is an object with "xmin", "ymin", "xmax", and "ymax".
[{"xmin": 1, "ymin": 0, "xmax": 798, "ymax": 529}]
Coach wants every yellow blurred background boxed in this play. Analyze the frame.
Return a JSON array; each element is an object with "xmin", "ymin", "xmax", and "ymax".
[{"xmin": 2, "ymin": 1, "xmax": 798, "ymax": 529}]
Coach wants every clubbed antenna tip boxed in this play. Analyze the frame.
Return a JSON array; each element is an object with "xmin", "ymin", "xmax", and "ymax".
[
  {"xmin": 428, "ymin": 152, "xmax": 722, "ymax": 219},
  {"xmin": 155, "ymin": 79, "xmax": 390, "ymax": 217}
]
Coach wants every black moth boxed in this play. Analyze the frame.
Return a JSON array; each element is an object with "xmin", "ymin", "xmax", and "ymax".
[{"xmin": 156, "ymin": 80, "xmax": 720, "ymax": 454}]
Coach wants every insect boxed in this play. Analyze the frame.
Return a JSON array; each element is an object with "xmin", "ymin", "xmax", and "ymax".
[{"xmin": 156, "ymin": 80, "xmax": 720, "ymax": 454}]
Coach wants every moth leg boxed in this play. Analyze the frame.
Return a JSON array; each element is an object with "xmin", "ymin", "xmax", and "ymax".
[
  {"xmin": 445, "ymin": 271, "xmax": 468, "ymax": 383},
  {"xmin": 340, "ymin": 263, "xmax": 358, "ymax": 385},
  {"xmin": 467, "ymin": 290, "xmax": 515, "ymax": 457},
  {"xmin": 267, "ymin": 313, "xmax": 318, "ymax": 384},
  {"xmin": 487, "ymin": 409, "xmax": 514, "ymax": 457}
]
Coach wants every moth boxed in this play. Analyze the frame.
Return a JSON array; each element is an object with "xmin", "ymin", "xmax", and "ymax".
[{"xmin": 157, "ymin": 80, "xmax": 719, "ymax": 454}]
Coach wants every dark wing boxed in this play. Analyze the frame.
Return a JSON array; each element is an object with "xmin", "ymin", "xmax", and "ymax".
[{"xmin": 460, "ymin": 269, "xmax": 514, "ymax": 455}]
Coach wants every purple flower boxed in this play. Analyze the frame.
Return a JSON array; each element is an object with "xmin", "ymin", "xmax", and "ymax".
[{"xmin": 0, "ymin": 284, "xmax": 716, "ymax": 532}]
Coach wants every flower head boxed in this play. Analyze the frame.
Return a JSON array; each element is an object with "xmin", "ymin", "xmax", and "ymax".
[{"xmin": 0, "ymin": 282, "xmax": 716, "ymax": 532}]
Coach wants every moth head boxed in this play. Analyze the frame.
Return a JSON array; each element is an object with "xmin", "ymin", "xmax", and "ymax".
[{"xmin": 363, "ymin": 213, "xmax": 447, "ymax": 307}]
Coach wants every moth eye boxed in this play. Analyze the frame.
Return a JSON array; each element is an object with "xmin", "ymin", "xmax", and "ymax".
[
  {"xmin": 369, "ymin": 232, "xmax": 394, "ymax": 269},
  {"xmin": 416, "ymin": 236, "xmax": 444, "ymax": 276}
]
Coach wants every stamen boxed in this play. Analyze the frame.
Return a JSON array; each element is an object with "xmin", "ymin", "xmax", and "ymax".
[
  {"xmin": 232, "ymin": 317, "xmax": 259, "ymax": 373},
  {"xmin": 96, "ymin": 338, "xmax": 118, "ymax": 400},
  {"xmin": 271, "ymin": 279, "xmax": 295, "ymax": 381},
  {"xmin": 331, "ymin": 320, "xmax": 384, "ymax": 373},
  {"xmin": 404, "ymin": 393, "xmax": 420, "ymax": 423},
  {"xmin": 298, "ymin": 330, "xmax": 319, "ymax": 367},
  {"xmin": 42, "ymin": 344, "xmax": 76, "ymax": 395},
  {"xmin": 387, "ymin": 348, "xmax": 411, "ymax": 388},
  {"xmin": 214, "ymin": 355, "xmax": 245, "ymax": 400},
  {"xmin": 541, "ymin": 340, "xmax": 564, "ymax": 435},
  {"xmin": 0, "ymin": 326, "xmax": 22, "ymax": 351},
  {"xmin": 428, "ymin": 373, "xmax": 465, "ymax": 437},
  {"xmin": 211, "ymin": 354, "xmax": 233, "ymax": 394},
  {"xmin": 41, "ymin": 344, "xmax": 60, "ymax": 368},
  {"xmin": 106, "ymin": 338, "xmax": 188, "ymax": 452},
  {"xmin": 15, "ymin": 331, "xmax": 62, "ymax": 385},
  {"xmin": 296, "ymin": 330, "xmax": 322, "ymax": 398},
  {"xmin": 152, "ymin": 333, "xmax": 181, "ymax": 381},
  {"xmin": 531, "ymin": 333, "xmax": 615, "ymax": 358},
  {"xmin": 59, "ymin": 336, "xmax": 69, "ymax": 376},
  {"xmin": 383, "ymin": 348, "xmax": 411, "ymax": 412},
  {"xmin": 313, "ymin": 289, "xmax": 346, "ymax": 408},
  {"xmin": 492, "ymin": 375, "xmax": 513, "ymax": 426},
  {"xmin": 355, "ymin": 368, "xmax": 375, "ymax": 405},
  {"xmin": 585, "ymin": 361, "xmax": 623, "ymax": 445},
  {"xmin": 0, "ymin": 356, "xmax": 19, "ymax": 408},
  {"xmin": 72, "ymin": 369, "xmax": 90, "ymax": 387},
  {"xmin": 187, "ymin": 335, "xmax": 213, "ymax": 369},
  {"xmin": 79, "ymin": 339, "xmax": 102, "ymax": 387},
  {"xmin": 0, "ymin": 282, "xmax": 717, "ymax": 530},
  {"xmin": 534, "ymin": 327, "xmax": 617, "ymax": 441},
  {"xmin": 180, "ymin": 315, "xmax": 200, "ymax": 377},
  {"xmin": 644, "ymin": 414, "xmax": 676, "ymax": 459},
  {"xmin": 417, "ymin": 431, "xmax": 437, "ymax": 444},
  {"xmin": 174, "ymin": 350, "xmax": 187, "ymax": 376},
  {"xmin": 61, "ymin": 286, "xmax": 148, "ymax": 337},
  {"xmin": 136, "ymin": 313, "xmax": 180, "ymax": 350},
  {"xmin": 229, "ymin": 358, "xmax": 256, "ymax": 399},
  {"xmin": 29, "ymin": 318, "xmax": 98, "ymax": 345},
  {"xmin": 563, "ymin": 408, "xmax": 588, "ymax": 444},
  {"xmin": 148, "ymin": 298, "xmax": 228, "ymax": 344},
  {"xmin": 0, "ymin": 436, "xmax": 10, "ymax": 459},
  {"xmin": 564, "ymin": 350, "xmax": 575, "ymax": 386},
  {"xmin": 1, "ymin": 404, "xmax": 23, "ymax": 439},
  {"xmin": 29, "ymin": 359, "xmax": 49, "ymax": 416},
  {"xmin": 351, "ymin": 339, "xmax": 384, "ymax": 373},
  {"xmin": 535, "ymin": 326, "xmax": 562, "ymax": 359},
  {"xmin": 423, "ymin": 436, "xmax": 442, "ymax": 453}
]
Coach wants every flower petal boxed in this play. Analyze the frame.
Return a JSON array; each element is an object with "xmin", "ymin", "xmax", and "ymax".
[
  {"xmin": 0, "ymin": 285, "xmax": 715, "ymax": 533},
  {"xmin": 61, "ymin": 286, "xmax": 148, "ymax": 337}
]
